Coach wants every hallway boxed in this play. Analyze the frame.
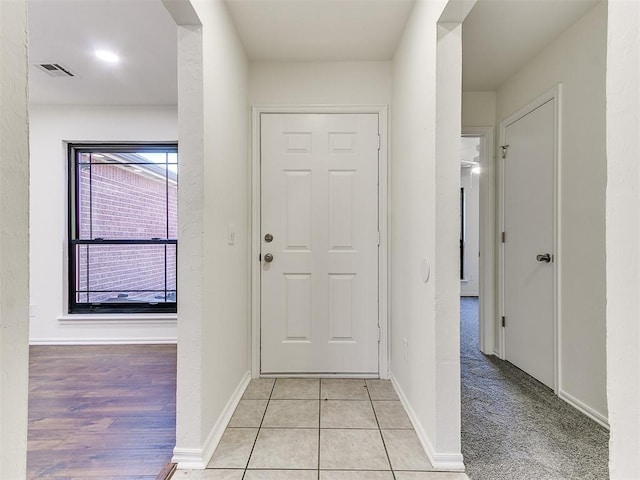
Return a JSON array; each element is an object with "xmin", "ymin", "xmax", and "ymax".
[
  {"xmin": 176, "ymin": 378, "xmax": 468, "ymax": 479},
  {"xmin": 460, "ymin": 298, "xmax": 609, "ymax": 479}
]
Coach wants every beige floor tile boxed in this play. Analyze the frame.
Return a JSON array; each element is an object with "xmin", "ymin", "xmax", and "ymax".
[
  {"xmin": 174, "ymin": 470, "xmax": 244, "ymax": 479},
  {"xmin": 262, "ymin": 399, "xmax": 319, "ymax": 428},
  {"xmin": 243, "ymin": 379, "xmax": 275, "ymax": 400},
  {"xmin": 271, "ymin": 378, "xmax": 320, "ymax": 399},
  {"xmin": 228, "ymin": 400, "xmax": 268, "ymax": 427},
  {"xmin": 244, "ymin": 470, "xmax": 318, "ymax": 479},
  {"xmin": 381, "ymin": 429, "xmax": 433, "ymax": 471},
  {"xmin": 394, "ymin": 473, "xmax": 470, "ymax": 480},
  {"xmin": 321, "ymin": 378, "xmax": 369, "ymax": 400},
  {"xmin": 248, "ymin": 428, "xmax": 318, "ymax": 469},
  {"xmin": 365, "ymin": 380, "xmax": 398, "ymax": 400},
  {"xmin": 372, "ymin": 401, "xmax": 412, "ymax": 429},
  {"xmin": 319, "ymin": 429, "xmax": 390, "ymax": 470},
  {"xmin": 319, "ymin": 471, "xmax": 394, "ymax": 479},
  {"xmin": 320, "ymin": 400, "xmax": 377, "ymax": 428},
  {"xmin": 208, "ymin": 428, "xmax": 258, "ymax": 469}
]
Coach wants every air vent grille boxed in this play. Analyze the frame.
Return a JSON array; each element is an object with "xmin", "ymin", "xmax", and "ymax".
[{"xmin": 36, "ymin": 63, "xmax": 74, "ymax": 77}]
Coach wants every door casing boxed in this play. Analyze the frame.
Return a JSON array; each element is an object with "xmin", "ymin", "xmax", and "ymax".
[
  {"xmin": 250, "ymin": 105, "xmax": 389, "ymax": 379},
  {"xmin": 498, "ymin": 85, "xmax": 561, "ymax": 393},
  {"xmin": 462, "ymin": 127, "xmax": 495, "ymax": 356}
]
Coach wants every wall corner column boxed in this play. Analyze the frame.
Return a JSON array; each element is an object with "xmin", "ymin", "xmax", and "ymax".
[
  {"xmin": 0, "ymin": 0, "xmax": 30, "ymax": 476},
  {"xmin": 434, "ymin": 20, "xmax": 464, "ymax": 468},
  {"xmin": 606, "ymin": 1, "xmax": 640, "ymax": 477},
  {"xmin": 173, "ymin": 22, "xmax": 206, "ymax": 463}
]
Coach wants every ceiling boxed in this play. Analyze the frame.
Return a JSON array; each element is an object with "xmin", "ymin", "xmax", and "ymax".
[
  {"xmin": 462, "ymin": 0, "xmax": 600, "ymax": 91},
  {"xmin": 28, "ymin": 0, "xmax": 600, "ymax": 105},
  {"xmin": 28, "ymin": 0, "xmax": 178, "ymax": 105},
  {"xmin": 225, "ymin": 0, "xmax": 415, "ymax": 62}
]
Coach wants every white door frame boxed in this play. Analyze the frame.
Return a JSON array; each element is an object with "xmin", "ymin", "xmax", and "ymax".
[
  {"xmin": 250, "ymin": 105, "xmax": 389, "ymax": 379},
  {"xmin": 462, "ymin": 127, "xmax": 495, "ymax": 356},
  {"xmin": 498, "ymin": 85, "xmax": 561, "ymax": 393}
]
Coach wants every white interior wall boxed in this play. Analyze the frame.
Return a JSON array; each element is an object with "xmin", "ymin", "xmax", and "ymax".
[
  {"xmin": 462, "ymin": 91, "xmax": 496, "ymax": 127},
  {"xmin": 389, "ymin": 0, "xmax": 464, "ymax": 468},
  {"xmin": 606, "ymin": 1, "xmax": 640, "ymax": 477},
  {"xmin": 28, "ymin": 105, "xmax": 178, "ymax": 344},
  {"xmin": 249, "ymin": 61, "xmax": 391, "ymax": 105},
  {"xmin": 496, "ymin": 1, "xmax": 608, "ymax": 422},
  {"xmin": 0, "ymin": 0, "xmax": 30, "ymax": 476},
  {"xmin": 460, "ymin": 165, "xmax": 479, "ymax": 296},
  {"xmin": 172, "ymin": 0, "xmax": 251, "ymax": 468}
]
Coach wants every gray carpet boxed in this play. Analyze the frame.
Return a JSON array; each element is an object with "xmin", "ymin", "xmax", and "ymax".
[{"xmin": 460, "ymin": 297, "xmax": 609, "ymax": 480}]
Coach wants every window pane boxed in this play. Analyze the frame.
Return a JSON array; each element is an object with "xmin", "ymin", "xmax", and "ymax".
[
  {"xmin": 75, "ymin": 244, "xmax": 176, "ymax": 303},
  {"xmin": 80, "ymin": 162, "xmax": 175, "ymax": 239}
]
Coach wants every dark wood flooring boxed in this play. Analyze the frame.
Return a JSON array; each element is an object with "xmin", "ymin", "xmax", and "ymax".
[{"xmin": 27, "ymin": 344, "xmax": 176, "ymax": 479}]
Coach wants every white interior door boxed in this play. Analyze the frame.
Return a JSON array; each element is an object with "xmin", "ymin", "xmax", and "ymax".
[
  {"xmin": 260, "ymin": 113, "xmax": 380, "ymax": 374},
  {"xmin": 503, "ymin": 99, "xmax": 556, "ymax": 389}
]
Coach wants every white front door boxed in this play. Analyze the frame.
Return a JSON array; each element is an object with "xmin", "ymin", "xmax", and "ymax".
[
  {"xmin": 260, "ymin": 113, "xmax": 379, "ymax": 374},
  {"xmin": 503, "ymin": 99, "xmax": 556, "ymax": 389}
]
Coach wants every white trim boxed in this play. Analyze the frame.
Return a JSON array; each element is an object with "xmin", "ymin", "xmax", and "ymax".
[
  {"xmin": 390, "ymin": 374, "xmax": 466, "ymax": 472},
  {"xmin": 558, "ymin": 389, "xmax": 610, "ymax": 430},
  {"xmin": 250, "ymin": 104, "xmax": 389, "ymax": 379},
  {"xmin": 498, "ymin": 85, "xmax": 562, "ymax": 391},
  {"xmin": 462, "ymin": 127, "xmax": 495, "ymax": 356},
  {"xmin": 57, "ymin": 314, "xmax": 177, "ymax": 325},
  {"xmin": 29, "ymin": 337, "xmax": 177, "ymax": 345},
  {"xmin": 172, "ymin": 371, "xmax": 251, "ymax": 469},
  {"xmin": 259, "ymin": 373, "xmax": 379, "ymax": 379}
]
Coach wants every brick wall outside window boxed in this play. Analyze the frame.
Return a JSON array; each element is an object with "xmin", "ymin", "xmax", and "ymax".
[{"xmin": 75, "ymin": 161, "xmax": 177, "ymax": 304}]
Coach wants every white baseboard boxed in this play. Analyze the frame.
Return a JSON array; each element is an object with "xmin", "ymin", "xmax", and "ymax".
[
  {"xmin": 558, "ymin": 389, "xmax": 609, "ymax": 429},
  {"xmin": 390, "ymin": 374, "xmax": 466, "ymax": 472},
  {"xmin": 172, "ymin": 371, "xmax": 251, "ymax": 469},
  {"xmin": 29, "ymin": 337, "xmax": 177, "ymax": 345}
]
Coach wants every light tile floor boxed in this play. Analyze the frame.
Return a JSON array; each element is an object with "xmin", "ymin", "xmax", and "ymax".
[{"xmin": 174, "ymin": 378, "xmax": 469, "ymax": 480}]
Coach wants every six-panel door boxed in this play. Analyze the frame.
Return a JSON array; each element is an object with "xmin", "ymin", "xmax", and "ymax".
[{"xmin": 260, "ymin": 113, "xmax": 380, "ymax": 374}]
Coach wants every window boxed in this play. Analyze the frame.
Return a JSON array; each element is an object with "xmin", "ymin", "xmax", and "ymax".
[{"xmin": 68, "ymin": 144, "xmax": 178, "ymax": 314}]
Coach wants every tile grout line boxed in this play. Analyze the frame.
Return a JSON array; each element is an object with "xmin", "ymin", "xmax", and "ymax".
[
  {"xmin": 241, "ymin": 378, "xmax": 277, "ymax": 480},
  {"xmin": 367, "ymin": 380, "xmax": 397, "ymax": 480},
  {"xmin": 318, "ymin": 379, "xmax": 322, "ymax": 480}
]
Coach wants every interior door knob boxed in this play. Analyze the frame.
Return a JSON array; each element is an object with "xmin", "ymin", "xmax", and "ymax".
[
  {"xmin": 264, "ymin": 253, "xmax": 274, "ymax": 263},
  {"xmin": 536, "ymin": 253, "xmax": 552, "ymax": 263}
]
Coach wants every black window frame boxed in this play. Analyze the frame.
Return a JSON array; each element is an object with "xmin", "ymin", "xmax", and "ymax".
[{"xmin": 67, "ymin": 142, "xmax": 178, "ymax": 314}]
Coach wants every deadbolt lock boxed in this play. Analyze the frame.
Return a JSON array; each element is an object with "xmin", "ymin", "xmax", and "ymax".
[{"xmin": 264, "ymin": 233, "xmax": 273, "ymax": 243}]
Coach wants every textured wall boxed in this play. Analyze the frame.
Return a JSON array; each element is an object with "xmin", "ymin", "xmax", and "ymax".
[
  {"xmin": 606, "ymin": 1, "xmax": 640, "ymax": 477},
  {"xmin": 0, "ymin": 0, "xmax": 30, "ymax": 476}
]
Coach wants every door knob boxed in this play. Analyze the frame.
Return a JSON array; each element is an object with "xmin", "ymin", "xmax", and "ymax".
[
  {"xmin": 264, "ymin": 233, "xmax": 273, "ymax": 243},
  {"xmin": 536, "ymin": 253, "xmax": 552, "ymax": 263},
  {"xmin": 264, "ymin": 253, "xmax": 274, "ymax": 263}
]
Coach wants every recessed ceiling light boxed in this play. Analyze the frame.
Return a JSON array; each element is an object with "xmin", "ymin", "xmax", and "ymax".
[{"xmin": 95, "ymin": 49, "xmax": 119, "ymax": 63}]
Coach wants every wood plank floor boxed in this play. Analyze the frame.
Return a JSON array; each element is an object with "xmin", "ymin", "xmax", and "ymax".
[{"xmin": 27, "ymin": 345, "xmax": 176, "ymax": 480}]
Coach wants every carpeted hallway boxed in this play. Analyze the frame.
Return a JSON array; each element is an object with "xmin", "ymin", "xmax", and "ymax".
[{"xmin": 460, "ymin": 297, "xmax": 609, "ymax": 480}]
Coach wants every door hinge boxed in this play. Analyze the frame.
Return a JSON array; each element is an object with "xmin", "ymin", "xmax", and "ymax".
[
  {"xmin": 500, "ymin": 144, "xmax": 509, "ymax": 159},
  {"xmin": 501, "ymin": 231, "xmax": 506, "ymax": 243},
  {"xmin": 377, "ymin": 231, "xmax": 381, "ymax": 246},
  {"xmin": 501, "ymin": 316, "xmax": 506, "ymax": 328},
  {"xmin": 377, "ymin": 325, "xmax": 381, "ymax": 342},
  {"xmin": 377, "ymin": 134, "xmax": 381, "ymax": 151},
  {"xmin": 258, "ymin": 253, "xmax": 262, "ymax": 262}
]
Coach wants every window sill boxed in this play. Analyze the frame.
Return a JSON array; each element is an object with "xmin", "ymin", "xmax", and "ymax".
[{"xmin": 57, "ymin": 314, "xmax": 177, "ymax": 326}]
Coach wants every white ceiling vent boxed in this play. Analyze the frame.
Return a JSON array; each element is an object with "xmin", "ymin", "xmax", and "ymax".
[{"xmin": 35, "ymin": 63, "xmax": 75, "ymax": 77}]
